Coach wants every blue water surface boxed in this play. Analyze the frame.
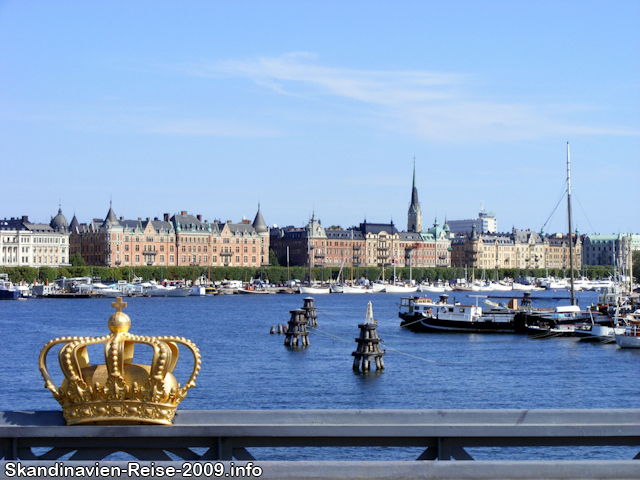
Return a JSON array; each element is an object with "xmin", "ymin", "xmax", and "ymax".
[{"xmin": 1, "ymin": 290, "xmax": 638, "ymax": 460}]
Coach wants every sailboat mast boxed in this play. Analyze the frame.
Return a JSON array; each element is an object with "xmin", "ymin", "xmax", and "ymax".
[
  {"xmin": 350, "ymin": 229, "xmax": 354, "ymax": 284},
  {"xmin": 567, "ymin": 142, "xmax": 576, "ymax": 306}
]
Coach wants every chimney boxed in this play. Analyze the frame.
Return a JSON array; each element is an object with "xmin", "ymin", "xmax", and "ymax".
[
  {"xmin": 181, "ymin": 211, "xmax": 187, "ymax": 216},
  {"xmin": 197, "ymin": 214, "xmax": 202, "ymax": 222},
  {"xmin": 22, "ymin": 216, "xmax": 28, "ymax": 222},
  {"xmin": 227, "ymin": 220, "xmax": 232, "ymax": 224},
  {"xmin": 164, "ymin": 213, "xmax": 170, "ymax": 222},
  {"xmin": 138, "ymin": 217, "xmax": 142, "ymax": 221},
  {"xmin": 146, "ymin": 217, "xmax": 150, "ymax": 222},
  {"xmin": 120, "ymin": 217, "xmax": 124, "ymax": 221}
]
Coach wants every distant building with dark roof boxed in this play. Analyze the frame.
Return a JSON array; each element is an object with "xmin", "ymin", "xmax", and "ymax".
[
  {"xmin": 450, "ymin": 226, "xmax": 581, "ymax": 270},
  {"xmin": 1, "ymin": 209, "xmax": 70, "ymax": 267}
]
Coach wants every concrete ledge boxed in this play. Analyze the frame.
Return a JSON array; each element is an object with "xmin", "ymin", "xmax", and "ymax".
[{"xmin": 1, "ymin": 460, "xmax": 639, "ymax": 480}]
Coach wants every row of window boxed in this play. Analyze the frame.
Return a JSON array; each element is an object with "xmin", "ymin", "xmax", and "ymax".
[{"xmin": 2, "ymin": 237, "xmax": 66, "ymax": 244}]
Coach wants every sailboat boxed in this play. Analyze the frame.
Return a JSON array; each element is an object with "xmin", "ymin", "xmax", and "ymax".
[
  {"xmin": 342, "ymin": 230, "xmax": 371, "ymax": 293},
  {"xmin": 384, "ymin": 255, "xmax": 418, "ymax": 293},
  {"xmin": 300, "ymin": 244, "xmax": 330, "ymax": 294},
  {"xmin": 514, "ymin": 143, "xmax": 596, "ymax": 334}
]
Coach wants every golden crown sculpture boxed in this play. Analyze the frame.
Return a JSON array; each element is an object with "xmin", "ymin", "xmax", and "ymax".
[{"xmin": 38, "ymin": 298, "xmax": 201, "ymax": 425}]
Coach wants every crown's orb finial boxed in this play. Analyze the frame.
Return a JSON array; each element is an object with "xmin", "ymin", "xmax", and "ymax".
[{"xmin": 108, "ymin": 298, "xmax": 131, "ymax": 333}]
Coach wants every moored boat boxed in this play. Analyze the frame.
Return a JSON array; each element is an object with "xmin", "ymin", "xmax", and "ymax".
[
  {"xmin": 385, "ymin": 283, "xmax": 419, "ymax": 294},
  {"xmin": 399, "ymin": 294, "xmax": 517, "ymax": 333},
  {"xmin": 189, "ymin": 286, "xmax": 207, "ymax": 296},
  {"xmin": 299, "ymin": 285, "xmax": 331, "ymax": 295},
  {"xmin": 148, "ymin": 282, "xmax": 190, "ymax": 297},
  {"xmin": 615, "ymin": 311, "xmax": 640, "ymax": 348},
  {"xmin": 0, "ymin": 274, "xmax": 20, "ymax": 300}
]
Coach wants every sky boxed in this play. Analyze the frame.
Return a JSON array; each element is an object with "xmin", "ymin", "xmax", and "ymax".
[{"xmin": 1, "ymin": 1, "xmax": 638, "ymax": 236}]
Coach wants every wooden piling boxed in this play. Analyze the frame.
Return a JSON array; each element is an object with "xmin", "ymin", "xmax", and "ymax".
[
  {"xmin": 284, "ymin": 309, "xmax": 310, "ymax": 347},
  {"xmin": 302, "ymin": 297, "xmax": 318, "ymax": 327},
  {"xmin": 352, "ymin": 302, "xmax": 385, "ymax": 372}
]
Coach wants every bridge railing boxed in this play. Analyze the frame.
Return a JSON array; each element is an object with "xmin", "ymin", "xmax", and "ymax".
[{"xmin": 2, "ymin": 409, "xmax": 640, "ymax": 462}]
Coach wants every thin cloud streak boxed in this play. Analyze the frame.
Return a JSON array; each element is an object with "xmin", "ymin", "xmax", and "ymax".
[{"xmin": 184, "ymin": 53, "xmax": 639, "ymax": 142}]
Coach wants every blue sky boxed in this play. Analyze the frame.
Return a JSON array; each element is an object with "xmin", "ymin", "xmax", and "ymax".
[{"xmin": 1, "ymin": 1, "xmax": 638, "ymax": 235}]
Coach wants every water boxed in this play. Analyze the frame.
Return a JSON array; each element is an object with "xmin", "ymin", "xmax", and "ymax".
[{"xmin": 1, "ymin": 290, "xmax": 639, "ymax": 460}]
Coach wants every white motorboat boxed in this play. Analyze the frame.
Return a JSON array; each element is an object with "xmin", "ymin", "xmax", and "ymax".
[
  {"xmin": 148, "ymin": 283, "xmax": 190, "ymax": 297},
  {"xmin": 189, "ymin": 286, "xmax": 207, "ymax": 296},
  {"xmin": 92, "ymin": 283, "xmax": 121, "ymax": 298}
]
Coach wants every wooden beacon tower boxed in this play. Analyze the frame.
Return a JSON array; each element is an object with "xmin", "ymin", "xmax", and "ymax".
[
  {"xmin": 284, "ymin": 309, "xmax": 310, "ymax": 347},
  {"xmin": 352, "ymin": 301, "xmax": 385, "ymax": 372},
  {"xmin": 302, "ymin": 297, "xmax": 318, "ymax": 327}
]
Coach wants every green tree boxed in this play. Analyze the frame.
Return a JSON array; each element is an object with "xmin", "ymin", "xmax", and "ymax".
[
  {"xmin": 268, "ymin": 249, "xmax": 279, "ymax": 266},
  {"xmin": 69, "ymin": 252, "xmax": 86, "ymax": 267}
]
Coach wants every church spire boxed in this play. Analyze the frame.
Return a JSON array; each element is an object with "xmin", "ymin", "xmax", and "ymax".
[{"xmin": 407, "ymin": 158, "xmax": 422, "ymax": 232}]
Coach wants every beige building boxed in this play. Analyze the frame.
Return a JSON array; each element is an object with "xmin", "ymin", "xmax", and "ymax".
[{"xmin": 451, "ymin": 225, "xmax": 582, "ymax": 271}]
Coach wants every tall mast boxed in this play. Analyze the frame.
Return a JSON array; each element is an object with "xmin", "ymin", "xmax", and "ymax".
[
  {"xmin": 567, "ymin": 142, "xmax": 575, "ymax": 306},
  {"xmin": 350, "ymin": 229, "xmax": 354, "ymax": 284}
]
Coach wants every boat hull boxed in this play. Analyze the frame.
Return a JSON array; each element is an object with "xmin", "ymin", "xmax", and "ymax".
[
  {"xmin": 400, "ymin": 313, "xmax": 516, "ymax": 333},
  {"xmin": 150, "ymin": 287, "xmax": 190, "ymax": 297},
  {"xmin": 342, "ymin": 286, "xmax": 371, "ymax": 294},
  {"xmin": 385, "ymin": 285, "xmax": 419, "ymax": 294},
  {"xmin": 0, "ymin": 289, "xmax": 20, "ymax": 300},
  {"xmin": 299, "ymin": 286, "xmax": 331, "ymax": 295},
  {"xmin": 615, "ymin": 335, "xmax": 640, "ymax": 348}
]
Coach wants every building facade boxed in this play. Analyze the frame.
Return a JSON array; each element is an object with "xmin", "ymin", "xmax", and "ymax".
[
  {"xmin": 447, "ymin": 209, "xmax": 497, "ymax": 234},
  {"xmin": 582, "ymin": 233, "xmax": 640, "ymax": 270},
  {"xmin": 0, "ymin": 210, "xmax": 70, "ymax": 268},
  {"xmin": 270, "ymin": 167, "xmax": 452, "ymax": 270},
  {"xmin": 71, "ymin": 205, "xmax": 269, "ymax": 268},
  {"xmin": 451, "ymin": 226, "xmax": 582, "ymax": 271}
]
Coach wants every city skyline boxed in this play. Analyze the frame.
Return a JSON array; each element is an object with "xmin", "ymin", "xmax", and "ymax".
[{"xmin": 1, "ymin": 1, "xmax": 638, "ymax": 235}]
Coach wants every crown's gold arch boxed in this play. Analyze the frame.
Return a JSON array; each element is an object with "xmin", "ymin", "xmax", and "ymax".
[{"xmin": 39, "ymin": 298, "xmax": 201, "ymax": 425}]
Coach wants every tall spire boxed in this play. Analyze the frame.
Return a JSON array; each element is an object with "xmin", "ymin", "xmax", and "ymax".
[{"xmin": 407, "ymin": 158, "xmax": 422, "ymax": 233}]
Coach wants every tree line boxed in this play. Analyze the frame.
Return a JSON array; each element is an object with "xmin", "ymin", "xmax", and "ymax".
[{"xmin": 1, "ymin": 262, "xmax": 627, "ymax": 285}]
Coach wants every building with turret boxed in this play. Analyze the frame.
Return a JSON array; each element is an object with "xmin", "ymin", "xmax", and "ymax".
[
  {"xmin": 70, "ymin": 204, "xmax": 269, "ymax": 268},
  {"xmin": 0, "ymin": 208, "xmax": 70, "ymax": 267},
  {"xmin": 582, "ymin": 233, "xmax": 640, "ymax": 270}
]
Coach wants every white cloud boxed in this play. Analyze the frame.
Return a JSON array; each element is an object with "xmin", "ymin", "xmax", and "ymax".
[{"xmin": 185, "ymin": 53, "xmax": 639, "ymax": 142}]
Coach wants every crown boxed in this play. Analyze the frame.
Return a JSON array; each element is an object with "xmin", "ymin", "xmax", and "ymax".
[{"xmin": 38, "ymin": 298, "xmax": 201, "ymax": 425}]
